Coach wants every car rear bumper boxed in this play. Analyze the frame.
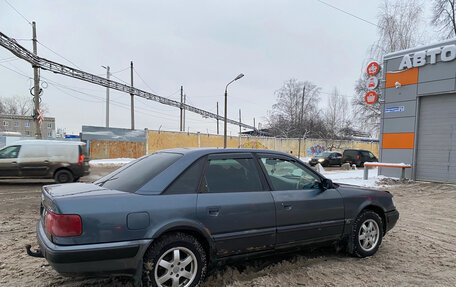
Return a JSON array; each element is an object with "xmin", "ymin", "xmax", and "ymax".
[
  {"xmin": 36, "ymin": 222, "xmax": 151, "ymax": 276},
  {"xmin": 385, "ymin": 209, "xmax": 399, "ymax": 233}
]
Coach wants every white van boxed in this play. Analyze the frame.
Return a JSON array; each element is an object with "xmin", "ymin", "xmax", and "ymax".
[{"xmin": 0, "ymin": 140, "xmax": 90, "ymax": 183}]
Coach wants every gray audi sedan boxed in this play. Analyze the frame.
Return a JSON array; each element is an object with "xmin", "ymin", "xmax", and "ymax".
[{"xmin": 29, "ymin": 148, "xmax": 399, "ymax": 287}]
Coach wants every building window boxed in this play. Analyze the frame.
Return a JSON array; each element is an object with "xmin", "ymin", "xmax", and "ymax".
[
  {"xmin": 25, "ymin": 122, "xmax": 30, "ymax": 128},
  {"xmin": 3, "ymin": 120, "xmax": 8, "ymax": 127},
  {"xmin": 14, "ymin": 121, "xmax": 19, "ymax": 127},
  {"xmin": 47, "ymin": 131, "xmax": 52, "ymax": 137},
  {"xmin": 47, "ymin": 123, "xmax": 52, "ymax": 129},
  {"xmin": 25, "ymin": 131, "xmax": 30, "ymax": 136}
]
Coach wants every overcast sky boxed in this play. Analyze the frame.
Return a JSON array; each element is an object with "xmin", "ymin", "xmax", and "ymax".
[{"xmin": 0, "ymin": 0, "xmax": 434, "ymax": 135}]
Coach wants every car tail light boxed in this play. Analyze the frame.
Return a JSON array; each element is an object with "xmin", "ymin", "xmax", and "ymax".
[
  {"xmin": 45, "ymin": 211, "xmax": 82, "ymax": 237},
  {"xmin": 356, "ymin": 155, "xmax": 360, "ymax": 159},
  {"xmin": 78, "ymin": 155, "xmax": 84, "ymax": 165}
]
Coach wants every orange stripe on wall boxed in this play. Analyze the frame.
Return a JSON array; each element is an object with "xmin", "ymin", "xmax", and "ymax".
[
  {"xmin": 382, "ymin": 133, "xmax": 415, "ymax": 149},
  {"xmin": 385, "ymin": 67, "xmax": 419, "ymax": 88}
]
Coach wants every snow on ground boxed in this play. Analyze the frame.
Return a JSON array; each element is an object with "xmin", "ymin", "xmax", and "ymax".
[
  {"xmin": 89, "ymin": 158, "xmax": 135, "ymax": 166},
  {"xmin": 321, "ymin": 167, "xmax": 394, "ymax": 188}
]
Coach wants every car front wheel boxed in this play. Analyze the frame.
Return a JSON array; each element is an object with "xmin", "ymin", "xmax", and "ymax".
[
  {"xmin": 351, "ymin": 210, "xmax": 383, "ymax": 258},
  {"xmin": 142, "ymin": 233, "xmax": 207, "ymax": 287}
]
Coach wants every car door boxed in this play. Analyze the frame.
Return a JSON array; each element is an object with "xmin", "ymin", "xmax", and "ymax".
[
  {"xmin": 18, "ymin": 144, "xmax": 51, "ymax": 177},
  {"xmin": 257, "ymin": 154, "xmax": 345, "ymax": 247},
  {"xmin": 196, "ymin": 153, "xmax": 276, "ymax": 257},
  {"xmin": 333, "ymin": 152, "xmax": 342, "ymax": 165},
  {"xmin": 0, "ymin": 145, "xmax": 21, "ymax": 177}
]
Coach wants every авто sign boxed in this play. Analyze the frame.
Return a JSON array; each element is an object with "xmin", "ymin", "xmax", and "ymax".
[{"xmin": 399, "ymin": 44, "xmax": 456, "ymax": 70}]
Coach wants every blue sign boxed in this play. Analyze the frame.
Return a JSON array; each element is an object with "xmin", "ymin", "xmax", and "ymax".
[{"xmin": 385, "ymin": 106, "xmax": 404, "ymax": 113}]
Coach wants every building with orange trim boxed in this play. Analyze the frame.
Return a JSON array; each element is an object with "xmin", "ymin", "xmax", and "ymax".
[{"xmin": 380, "ymin": 40, "xmax": 456, "ymax": 183}]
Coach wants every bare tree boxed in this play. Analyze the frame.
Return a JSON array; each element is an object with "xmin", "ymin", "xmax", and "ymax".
[
  {"xmin": 0, "ymin": 96, "xmax": 35, "ymax": 116},
  {"xmin": 267, "ymin": 79, "xmax": 324, "ymax": 138},
  {"xmin": 431, "ymin": 0, "xmax": 456, "ymax": 39},
  {"xmin": 353, "ymin": 0, "xmax": 424, "ymax": 137},
  {"xmin": 371, "ymin": 0, "xmax": 424, "ymax": 58}
]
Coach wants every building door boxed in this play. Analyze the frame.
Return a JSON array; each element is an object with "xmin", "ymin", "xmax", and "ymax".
[{"xmin": 416, "ymin": 94, "xmax": 456, "ymax": 183}]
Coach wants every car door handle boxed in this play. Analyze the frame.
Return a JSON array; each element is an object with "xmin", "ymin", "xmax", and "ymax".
[
  {"xmin": 44, "ymin": 160, "xmax": 49, "ymax": 163},
  {"xmin": 282, "ymin": 203, "xmax": 292, "ymax": 210},
  {"xmin": 207, "ymin": 207, "xmax": 220, "ymax": 216},
  {"xmin": 11, "ymin": 161, "xmax": 17, "ymax": 165}
]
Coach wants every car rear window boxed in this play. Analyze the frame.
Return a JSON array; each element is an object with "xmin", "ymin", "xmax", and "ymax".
[{"xmin": 95, "ymin": 152, "xmax": 182, "ymax": 192}]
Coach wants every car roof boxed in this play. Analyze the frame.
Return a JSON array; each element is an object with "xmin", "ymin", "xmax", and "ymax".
[
  {"xmin": 156, "ymin": 148, "xmax": 295, "ymax": 158},
  {"xmin": 8, "ymin": 140, "xmax": 85, "ymax": 146}
]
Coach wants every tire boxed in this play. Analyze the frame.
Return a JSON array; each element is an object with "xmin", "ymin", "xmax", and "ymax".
[
  {"xmin": 351, "ymin": 210, "xmax": 383, "ymax": 258},
  {"xmin": 54, "ymin": 169, "xmax": 74, "ymax": 183},
  {"xmin": 142, "ymin": 233, "xmax": 207, "ymax": 287}
]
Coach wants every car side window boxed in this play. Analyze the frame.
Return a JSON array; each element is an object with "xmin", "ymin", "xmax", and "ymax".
[
  {"xmin": 0, "ymin": 145, "xmax": 21, "ymax": 159},
  {"xmin": 260, "ymin": 157, "xmax": 320, "ymax": 190},
  {"xmin": 202, "ymin": 158, "xmax": 263, "ymax": 193},
  {"xmin": 369, "ymin": 152, "xmax": 375, "ymax": 159},
  {"xmin": 165, "ymin": 157, "xmax": 205, "ymax": 194}
]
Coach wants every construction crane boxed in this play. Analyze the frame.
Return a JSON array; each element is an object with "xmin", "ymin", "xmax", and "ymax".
[{"xmin": 0, "ymin": 31, "xmax": 255, "ymax": 130}]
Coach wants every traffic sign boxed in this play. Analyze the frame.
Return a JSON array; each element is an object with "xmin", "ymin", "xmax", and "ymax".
[
  {"xmin": 36, "ymin": 108, "xmax": 44, "ymax": 124},
  {"xmin": 365, "ymin": 91, "xmax": 378, "ymax": 105},
  {"xmin": 367, "ymin": 61, "xmax": 380, "ymax": 76}
]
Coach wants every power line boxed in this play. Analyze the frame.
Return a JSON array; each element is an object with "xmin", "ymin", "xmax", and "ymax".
[
  {"xmin": 0, "ymin": 62, "xmax": 31, "ymax": 78},
  {"xmin": 3, "ymin": 0, "xmax": 32, "ymax": 25},
  {"xmin": 133, "ymin": 68, "xmax": 157, "ymax": 93},
  {"xmin": 315, "ymin": 0, "xmax": 379, "ymax": 28},
  {"xmin": 37, "ymin": 41, "xmax": 81, "ymax": 69}
]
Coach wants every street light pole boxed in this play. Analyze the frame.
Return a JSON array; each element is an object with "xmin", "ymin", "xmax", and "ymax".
[
  {"xmin": 224, "ymin": 73, "xmax": 244, "ymax": 148},
  {"xmin": 102, "ymin": 65, "xmax": 110, "ymax": 127}
]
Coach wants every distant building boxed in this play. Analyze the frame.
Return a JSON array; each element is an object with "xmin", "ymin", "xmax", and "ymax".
[{"xmin": 0, "ymin": 114, "xmax": 55, "ymax": 138}]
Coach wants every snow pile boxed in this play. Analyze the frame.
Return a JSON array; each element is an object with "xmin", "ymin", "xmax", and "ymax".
[
  {"xmin": 89, "ymin": 158, "xmax": 135, "ymax": 166},
  {"xmin": 321, "ymin": 168, "xmax": 394, "ymax": 188}
]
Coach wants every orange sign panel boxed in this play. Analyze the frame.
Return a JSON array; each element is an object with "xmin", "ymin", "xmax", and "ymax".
[
  {"xmin": 385, "ymin": 67, "xmax": 419, "ymax": 88},
  {"xmin": 382, "ymin": 133, "xmax": 415, "ymax": 149}
]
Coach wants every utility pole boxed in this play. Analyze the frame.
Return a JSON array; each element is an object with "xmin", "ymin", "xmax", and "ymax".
[
  {"xmin": 239, "ymin": 109, "xmax": 241, "ymax": 148},
  {"xmin": 180, "ymin": 86, "xmax": 183, "ymax": 131},
  {"xmin": 253, "ymin": 117, "xmax": 256, "ymax": 130},
  {"xmin": 130, "ymin": 61, "xmax": 135, "ymax": 130},
  {"xmin": 300, "ymin": 85, "xmax": 306, "ymax": 127},
  {"xmin": 104, "ymin": 66, "xmax": 110, "ymax": 127},
  {"xmin": 183, "ymin": 94, "xmax": 186, "ymax": 131},
  {"xmin": 216, "ymin": 102, "xmax": 219, "ymax": 135},
  {"xmin": 32, "ymin": 21, "xmax": 42, "ymax": 139}
]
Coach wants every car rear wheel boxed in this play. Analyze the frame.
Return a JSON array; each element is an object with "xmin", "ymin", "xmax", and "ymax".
[
  {"xmin": 143, "ymin": 232, "xmax": 207, "ymax": 287},
  {"xmin": 351, "ymin": 210, "xmax": 383, "ymax": 258},
  {"xmin": 54, "ymin": 169, "xmax": 74, "ymax": 183}
]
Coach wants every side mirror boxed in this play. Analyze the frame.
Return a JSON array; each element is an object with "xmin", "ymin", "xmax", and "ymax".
[{"xmin": 320, "ymin": 178, "xmax": 333, "ymax": 190}]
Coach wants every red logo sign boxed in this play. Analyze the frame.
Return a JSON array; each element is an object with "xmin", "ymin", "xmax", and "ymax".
[
  {"xmin": 367, "ymin": 61, "xmax": 380, "ymax": 76},
  {"xmin": 365, "ymin": 91, "xmax": 378, "ymax": 105}
]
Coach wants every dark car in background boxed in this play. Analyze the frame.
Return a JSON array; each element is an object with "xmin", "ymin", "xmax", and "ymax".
[
  {"xmin": 30, "ymin": 148, "xmax": 398, "ymax": 287},
  {"xmin": 309, "ymin": 151, "xmax": 342, "ymax": 167},
  {"xmin": 342, "ymin": 149, "xmax": 378, "ymax": 167}
]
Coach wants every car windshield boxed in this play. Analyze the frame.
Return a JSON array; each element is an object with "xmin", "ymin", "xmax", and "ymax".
[
  {"xmin": 318, "ymin": 152, "xmax": 332, "ymax": 157},
  {"xmin": 94, "ymin": 152, "xmax": 182, "ymax": 192}
]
